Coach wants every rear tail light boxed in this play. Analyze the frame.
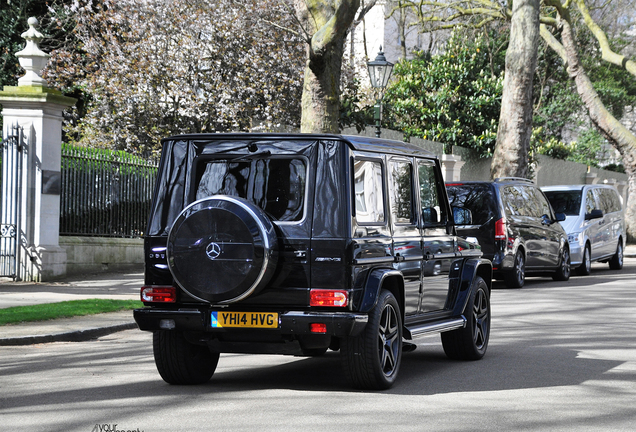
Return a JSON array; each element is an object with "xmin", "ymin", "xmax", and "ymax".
[
  {"xmin": 141, "ymin": 286, "xmax": 177, "ymax": 303},
  {"xmin": 310, "ymin": 289, "xmax": 348, "ymax": 307},
  {"xmin": 494, "ymin": 218, "xmax": 507, "ymax": 240}
]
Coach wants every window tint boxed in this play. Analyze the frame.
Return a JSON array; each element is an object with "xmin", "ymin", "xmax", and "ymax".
[
  {"xmin": 500, "ymin": 185, "xmax": 545, "ymax": 217},
  {"xmin": 418, "ymin": 160, "xmax": 446, "ymax": 226},
  {"xmin": 389, "ymin": 159, "xmax": 413, "ymax": 224},
  {"xmin": 594, "ymin": 188, "xmax": 616, "ymax": 214},
  {"xmin": 354, "ymin": 159, "xmax": 385, "ymax": 224},
  {"xmin": 522, "ymin": 186, "xmax": 542, "ymax": 217},
  {"xmin": 544, "ymin": 190, "xmax": 583, "ymax": 216},
  {"xmin": 195, "ymin": 158, "xmax": 306, "ymax": 222},
  {"xmin": 446, "ymin": 184, "xmax": 496, "ymax": 225},
  {"xmin": 585, "ymin": 189, "xmax": 597, "ymax": 214},
  {"xmin": 596, "ymin": 188, "xmax": 622, "ymax": 213},
  {"xmin": 534, "ymin": 189, "xmax": 553, "ymax": 217},
  {"xmin": 609, "ymin": 190, "xmax": 622, "ymax": 212},
  {"xmin": 502, "ymin": 185, "xmax": 535, "ymax": 217}
]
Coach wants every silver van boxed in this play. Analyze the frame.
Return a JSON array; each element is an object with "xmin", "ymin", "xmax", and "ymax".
[{"xmin": 541, "ymin": 184, "xmax": 625, "ymax": 275}]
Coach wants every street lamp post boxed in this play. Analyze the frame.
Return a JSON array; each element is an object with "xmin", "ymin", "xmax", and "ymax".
[{"xmin": 367, "ymin": 46, "xmax": 394, "ymax": 138}]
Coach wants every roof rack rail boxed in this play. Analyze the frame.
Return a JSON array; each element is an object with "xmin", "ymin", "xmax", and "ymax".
[{"xmin": 494, "ymin": 177, "xmax": 534, "ymax": 184}]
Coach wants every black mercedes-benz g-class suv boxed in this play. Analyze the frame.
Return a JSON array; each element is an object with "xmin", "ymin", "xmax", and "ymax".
[{"xmin": 134, "ymin": 133, "xmax": 492, "ymax": 390}]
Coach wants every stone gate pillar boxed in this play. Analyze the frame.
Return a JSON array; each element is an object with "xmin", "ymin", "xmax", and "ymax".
[
  {"xmin": 441, "ymin": 154, "xmax": 465, "ymax": 182},
  {"xmin": 0, "ymin": 17, "xmax": 76, "ymax": 281}
]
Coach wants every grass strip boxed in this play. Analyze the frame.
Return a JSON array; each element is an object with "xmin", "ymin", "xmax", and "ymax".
[{"xmin": 0, "ymin": 299, "xmax": 143, "ymax": 326}]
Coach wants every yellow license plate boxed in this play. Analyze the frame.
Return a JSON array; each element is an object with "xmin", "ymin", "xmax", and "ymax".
[{"xmin": 211, "ymin": 311, "xmax": 279, "ymax": 329}]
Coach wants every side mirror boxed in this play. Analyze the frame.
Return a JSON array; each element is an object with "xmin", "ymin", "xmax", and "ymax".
[
  {"xmin": 423, "ymin": 207, "xmax": 440, "ymax": 225},
  {"xmin": 452, "ymin": 206, "xmax": 473, "ymax": 225},
  {"xmin": 555, "ymin": 212, "xmax": 566, "ymax": 222},
  {"xmin": 585, "ymin": 209, "xmax": 603, "ymax": 220}
]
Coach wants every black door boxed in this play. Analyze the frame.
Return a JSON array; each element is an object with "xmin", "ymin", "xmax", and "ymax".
[
  {"xmin": 388, "ymin": 157, "xmax": 421, "ymax": 316},
  {"xmin": 417, "ymin": 160, "xmax": 455, "ymax": 313}
]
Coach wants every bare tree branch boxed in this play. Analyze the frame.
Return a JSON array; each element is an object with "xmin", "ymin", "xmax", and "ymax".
[
  {"xmin": 574, "ymin": 0, "xmax": 636, "ymax": 76},
  {"xmin": 355, "ymin": 0, "xmax": 378, "ymax": 24},
  {"xmin": 539, "ymin": 23, "xmax": 568, "ymax": 65},
  {"xmin": 279, "ymin": 0, "xmax": 314, "ymax": 43},
  {"xmin": 262, "ymin": 18, "xmax": 305, "ymax": 39}
]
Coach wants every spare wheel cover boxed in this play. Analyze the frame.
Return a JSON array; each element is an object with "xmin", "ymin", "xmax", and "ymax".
[{"xmin": 167, "ymin": 195, "xmax": 278, "ymax": 303}]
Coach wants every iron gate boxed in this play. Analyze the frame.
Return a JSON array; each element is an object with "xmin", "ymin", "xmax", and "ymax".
[{"xmin": 1, "ymin": 124, "xmax": 24, "ymax": 279}]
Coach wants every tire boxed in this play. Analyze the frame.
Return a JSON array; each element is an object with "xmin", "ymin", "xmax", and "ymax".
[
  {"xmin": 576, "ymin": 244, "xmax": 592, "ymax": 276},
  {"xmin": 167, "ymin": 196, "xmax": 278, "ymax": 303},
  {"xmin": 341, "ymin": 290, "xmax": 403, "ymax": 390},
  {"xmin": 441, "ymin": 276, "xmax": 490, "ymax": 360},
  {"xmin": 504, "ymin": 250, "xmax": 525, "ymax": 288},
  {"xmin": 609, "ymin": 241, "xmax": 624, "ymax": 270},
  {"xmin": 153, "ymin": 330, "xmax": 219, "ymax": 385},
  {"xmin": 552, "ymin": 246, "xmax": 571, "ymax": 281}
]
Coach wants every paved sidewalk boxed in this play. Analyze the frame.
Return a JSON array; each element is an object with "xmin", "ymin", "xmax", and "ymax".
[
  {"xmin": 1, "ymin": 245, "xmax": 635, "ymax": 347},
  {"xmin": 0, "ymin": 271, "xmax": 142, "ymax": 346}
]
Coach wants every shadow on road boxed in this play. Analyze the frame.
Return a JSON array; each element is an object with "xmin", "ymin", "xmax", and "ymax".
[{"xmin": 0, "ymin": 334, "xmax": 625, "ymax": 406}]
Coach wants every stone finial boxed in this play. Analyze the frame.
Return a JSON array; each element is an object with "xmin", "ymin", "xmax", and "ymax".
[{"xmin": 15, "ymin": 17, "xmax": 50, "ymax": 87}]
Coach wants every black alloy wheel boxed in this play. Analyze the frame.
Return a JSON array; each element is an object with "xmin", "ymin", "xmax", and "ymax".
[
  {"xmin": 441, "ymin": 276, "xmax": 490, "ymax": 360},
  {"xmin": 341, "ymin": 290, "xmax": 403, "ymax": 390}
]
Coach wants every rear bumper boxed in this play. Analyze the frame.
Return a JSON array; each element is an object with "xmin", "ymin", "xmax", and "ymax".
[{"xmin": 133, "ymin": 308, "xmax": 368, "ymax": 337}]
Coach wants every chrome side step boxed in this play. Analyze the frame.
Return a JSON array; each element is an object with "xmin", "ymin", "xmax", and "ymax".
[{"xmin": 404, "ymin": 316, "xmax": 466, "ymax": 339}]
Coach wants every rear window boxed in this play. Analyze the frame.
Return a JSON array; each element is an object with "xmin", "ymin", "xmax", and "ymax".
[
  {"xmin": 446, "ymin": 184, "xmax": 497, "ymax": 225},
  {"xmin": 195, "ymin": 158, "xmax": 307, "ymax": 222},
  {"xmin": 595, "ymin": 188, "xmax": 622, "ymax": 214},
  {"xmin": 353, "ymin": 159, "xmax": 385, "ymax": 224},
  {"xmin": 544, "ymin": 190, "xmax": 582, "ymax": 216}
]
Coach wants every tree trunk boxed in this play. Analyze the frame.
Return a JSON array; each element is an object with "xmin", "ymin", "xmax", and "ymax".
[
  {"xmin": 397, "ymin": 3, "xmax": 408, "ymax": 59},
  {"xmin": 295, "ymin": 0, "xmax": 361, "ymax": 133},
  {"xmin": 490, "ymin": 0, "xmax": 540, "ymax": 179},
  {"xmin": 558, "ymin": 15, "xmax": 636, "ymax": 242},
  {"xmin": 300, "ymin": 41, "xmax": 346, "ymax": 133}
]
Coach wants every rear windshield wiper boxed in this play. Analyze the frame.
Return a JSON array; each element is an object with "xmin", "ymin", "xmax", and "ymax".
[{"xmin": 216, "ymin": 143, "xmax": 259, "ymax": 154}]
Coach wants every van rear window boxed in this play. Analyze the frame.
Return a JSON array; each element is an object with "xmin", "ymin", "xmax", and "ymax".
[{"xmin": 446, "ymin": 184, "xmax": 496, "ymax": 225}]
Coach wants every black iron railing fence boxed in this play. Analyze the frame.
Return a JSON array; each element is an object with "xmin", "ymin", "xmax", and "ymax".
[
  {"xmin": 60, "ymin": 144, "xmax": 158, "ymax": 237},
  {"xmin": 1, "ymin": 125, "xmax": 25, "ymax": 278}
]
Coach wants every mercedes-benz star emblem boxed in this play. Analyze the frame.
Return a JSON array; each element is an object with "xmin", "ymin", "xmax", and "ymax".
[{"xmin": 206, "ymin": 242, "xmax": 221, "ymax": 260}]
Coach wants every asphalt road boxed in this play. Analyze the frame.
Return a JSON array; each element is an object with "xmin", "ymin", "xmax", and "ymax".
[{"xmin": 2, "ymin": 260, "xmax": 636, "ymax": 432}]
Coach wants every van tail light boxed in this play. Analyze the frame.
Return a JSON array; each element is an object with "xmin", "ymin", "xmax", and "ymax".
[
  {"xmin": 141, "ymin": 286, "xmax": 177, "ymax": 303},
  {"xmin": 494, "ymin": 218, "xmax": 507, "ymax": 240},
  {"xmin": 310, "ymin": 289, "xmax": 348, "ymax": 307}
]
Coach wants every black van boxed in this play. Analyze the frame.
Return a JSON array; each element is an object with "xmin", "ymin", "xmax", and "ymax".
[{"xmin": 446, "ymin": 178, "xmax": 570, "ymax": 288}]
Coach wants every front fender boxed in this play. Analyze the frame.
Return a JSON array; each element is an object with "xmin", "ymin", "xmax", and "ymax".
[{"xmin": 451, "ymin": 258, "xmax": 492, "ymax": 317}]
